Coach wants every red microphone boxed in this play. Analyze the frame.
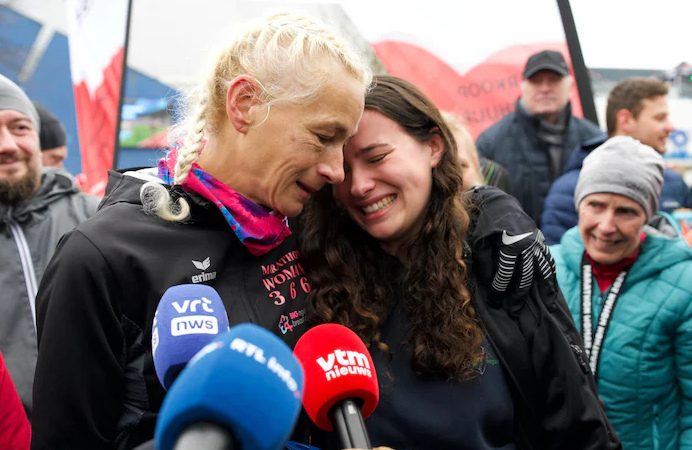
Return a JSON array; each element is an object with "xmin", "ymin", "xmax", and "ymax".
[{"xmin": 293, "ymin": 324, "xmax": 379, "ymax": 449}]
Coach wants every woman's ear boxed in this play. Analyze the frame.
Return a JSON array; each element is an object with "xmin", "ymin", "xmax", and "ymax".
[
  {"xmin": 225, "ymin": 75, "xmax": 265, "ymax": 134},
  {"xmin": 428, "ymin": 132, "xmax": 445, "ymax": 168}
]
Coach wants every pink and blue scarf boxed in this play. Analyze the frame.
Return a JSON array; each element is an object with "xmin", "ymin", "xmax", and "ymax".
[{"xmin": 158, "ymin": 146, "xmax": 291, "ymax": 256}]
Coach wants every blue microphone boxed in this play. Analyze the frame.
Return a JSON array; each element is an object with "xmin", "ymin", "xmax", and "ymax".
[
  {"xmin": 152, "ymin": 284, "xmax": 230, "ymax": 390},
  {"xmin": 155, "ymin": 323, "xmax": 304, "ymax": 450}
]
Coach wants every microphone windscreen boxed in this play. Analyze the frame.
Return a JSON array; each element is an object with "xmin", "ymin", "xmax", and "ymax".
[
  {"xmin": 155, "ymin": 323, "xmax": 304, "ymax": 450},
  {"xmin": 293, "ymin": 323, "xmax": 379, "ymax": 431},
  {"xmin": 152, "ymin": 284, "xmax": 230, "ymax": 390}
]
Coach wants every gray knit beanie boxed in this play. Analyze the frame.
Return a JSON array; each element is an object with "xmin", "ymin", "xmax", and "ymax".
[
  {"xmin": 575, "ymin": 136, "xmax": 664, "ymax": 220},
  {"xmin": 0, "ymin": 74, "xmax": 40, "ymax": 132}
]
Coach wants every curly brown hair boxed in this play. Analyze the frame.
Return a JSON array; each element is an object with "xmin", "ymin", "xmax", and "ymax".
[{"xmin": 300, "ymin": 75, "xmax": 484, "ymax": 381}]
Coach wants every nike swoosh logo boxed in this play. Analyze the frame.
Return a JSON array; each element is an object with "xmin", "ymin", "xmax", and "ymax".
[{"xmin": 501, "ymin": 230, "xmax": 533, "ymax": 245}]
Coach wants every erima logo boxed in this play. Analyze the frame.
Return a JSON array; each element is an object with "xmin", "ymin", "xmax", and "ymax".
[
  {"xmin": 171, "ymin": 315, "xmax": 219, "ymax": 336},
  {"xmin": 191, "ymin": 257, "xmax": 217, "ymax": 283},
  {"xmin": 316, "ymin": 349, "xmax": 372, "ymax": 381},
  {"xmin": 192, "ymin": 257, "xmax": 211, "ymax": 270},
  {"xmin": 172, "ymin": 297, "xmax": 214, "ymax": 314}
]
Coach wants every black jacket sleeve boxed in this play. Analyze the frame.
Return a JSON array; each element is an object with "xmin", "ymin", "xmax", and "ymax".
[
  {"xmin": 468, "ymin": 186, "xmax": 621, "ymax": 450},
  {"xmin": 32, "ymin": 230, "xmax": 125, "ymax": 450}
]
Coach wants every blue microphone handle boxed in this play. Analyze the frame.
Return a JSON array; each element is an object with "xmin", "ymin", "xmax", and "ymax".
[{"xmin": 173, "ymin": 422, "xmax": 237, "ymax": 450}]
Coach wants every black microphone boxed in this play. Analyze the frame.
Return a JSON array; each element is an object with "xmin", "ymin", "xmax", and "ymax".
[{"xmin": 330, "ymin": 399, "xmax": 372, "ymax": 449}]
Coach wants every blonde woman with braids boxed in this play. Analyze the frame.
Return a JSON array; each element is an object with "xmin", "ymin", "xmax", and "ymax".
[
  {"xmin": 301, "ymin": 76, "xmax": 621, "ymax": 450},
  {"xmin": 31, "ymin": 12, "xmax": 370, "ymax": 450}
]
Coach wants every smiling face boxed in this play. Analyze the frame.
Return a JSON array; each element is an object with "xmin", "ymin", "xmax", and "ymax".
[
  {"xmin": 211, "ymin": 69, "xmax": 365, "ymax": 218},
  {"xmin": 0, "ymin": 109, "xmax": 42, "ymax": 204},
  {"xmin": 578, "ymin": 192, "xmax": 647, "ymax": 264},
  {"xmin": 336, "ymin": 109, "xmax": 443, "ymax": 254},
  {"xmin": 620, "ymin": 95, "xmax": 675, "ymax": 153}
]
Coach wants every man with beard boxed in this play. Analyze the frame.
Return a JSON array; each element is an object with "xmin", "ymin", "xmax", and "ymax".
[{"xmin": 0, "ymin": 74, "xmax": 99, "ymax": 418}]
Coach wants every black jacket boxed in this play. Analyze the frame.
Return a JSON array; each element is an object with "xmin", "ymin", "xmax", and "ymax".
[
  {"xmin": 468, "ymin": 186, "xmax": 620, "ymax": 450},
  {"xmin": 31, "ymin": 169, "xmax": 314, "ymax": 450},
  {"xmin": 475, "ymin": 101, "xmax": 601, "ymax": 226}
]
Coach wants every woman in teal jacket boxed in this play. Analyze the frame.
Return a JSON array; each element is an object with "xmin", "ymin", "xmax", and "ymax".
[{"xmin": 551, "ymin": 136, "xmax": 692, "ymax": 450}]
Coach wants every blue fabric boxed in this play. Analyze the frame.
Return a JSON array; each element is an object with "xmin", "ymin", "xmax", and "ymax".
[
  {"xmin": 475, "ymin": 101, "xmax": 601, "ymax": 227},
  {"xmin": 541, "ymin": 135, "xmax": 692, "ymax": 245},
  {"xmin": 551, "ymin": 225, "xmax": 692, "ymax": 450}
]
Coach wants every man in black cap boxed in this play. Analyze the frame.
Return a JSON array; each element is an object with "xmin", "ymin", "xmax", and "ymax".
[
  {"xmin": 475, "ymin": 50, "xmax": 601, "ymax": 226},
  {"xmin": 33, "ymin": 103, "xmax": 68, "ymax": 170}
]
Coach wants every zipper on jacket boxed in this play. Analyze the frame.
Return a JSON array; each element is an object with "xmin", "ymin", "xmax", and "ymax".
[
  {"xmin": 570, "ymin": 342, "xmax": 591, "ymax": 374},
  {"xmin": 652, "ymin": 404, "xmax": 660, "ymax": 450},
  {"xmin": 8, "ymin": 220, "xmax": 38, "ymax": 331}
]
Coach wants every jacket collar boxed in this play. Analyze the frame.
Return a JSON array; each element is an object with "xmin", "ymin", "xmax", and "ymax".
[
  {"xmin": 0, "ymin": 168, "xmax": 81, "ymax": 226},
  {"xmin": 101, "ymin": 168, "xmax": 225, "ymax": 225}
]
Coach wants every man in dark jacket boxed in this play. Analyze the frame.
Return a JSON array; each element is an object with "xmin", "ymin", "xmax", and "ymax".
[
  {"xmin": 475, "ymin": 50, "xmax": 602, "ymax": 226},
  {"xmin": 0, "ymin": 74, "xmax": 99, "ymax": 418},
  {"xmin": 541, "ymin": 77, "xmax": 688, "ymax": 245}
]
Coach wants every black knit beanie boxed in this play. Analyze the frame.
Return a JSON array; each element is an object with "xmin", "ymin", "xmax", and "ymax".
[{"xmin": 33, "ymin": 102, "xmax": 66, "ymax": 151}]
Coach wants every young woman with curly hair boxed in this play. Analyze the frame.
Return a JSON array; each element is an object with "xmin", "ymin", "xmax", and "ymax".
[{"xmin": 300, "ymin": 75, "xmax": 621, "ymax": 450}]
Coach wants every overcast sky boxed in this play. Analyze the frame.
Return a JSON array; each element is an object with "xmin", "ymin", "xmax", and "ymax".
[
  {"xmin": 339, "ymin": 0, "xmax": 692, "ymax": 71},
  {"xmin": 571, "ymin": 0, "xmax": 691, "ymax": 69},
  {"xmin": 3, "ymin": 0, "xmax": 691, "ymax": 85}
]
